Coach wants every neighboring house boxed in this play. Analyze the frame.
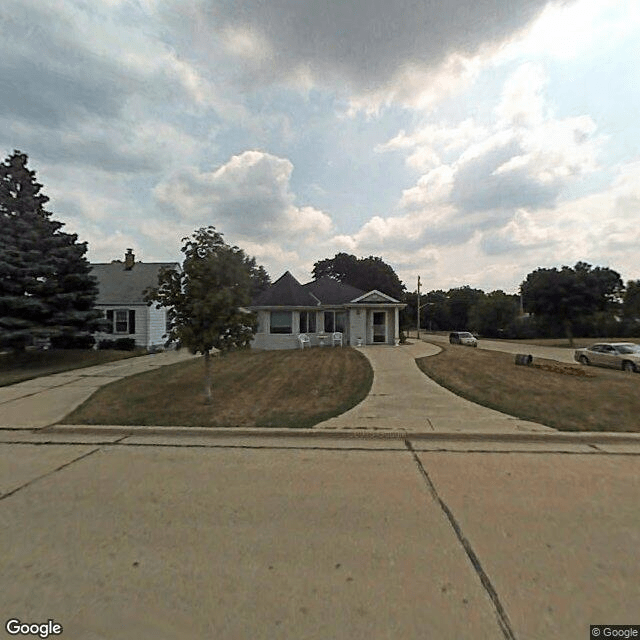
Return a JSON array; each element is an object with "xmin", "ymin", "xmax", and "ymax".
[
  {"xmin": 248, "ymin": 271, "xmax": 406, "ymax": 350},
  {"xmin": 90, "ymin": 249, "xmax": 179, "ymax": 349}
]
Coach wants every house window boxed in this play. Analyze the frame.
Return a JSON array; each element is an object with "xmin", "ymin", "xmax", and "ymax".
[
  {"xmin": 270, "ymin": 311, "xmax": 292, "ymax": 334},
  {"xmin": 324, "ymin": 311, "xmax": 346, "ymax": 333},
  {"xmin": 105, "ymin": 309, "xmax": 136, "ymax": 334},
  {"xmin": 299, "ymin": 311, "xmax": 316, "ymax": 333}
]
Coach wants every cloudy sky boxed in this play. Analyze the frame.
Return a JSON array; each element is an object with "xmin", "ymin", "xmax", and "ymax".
[{"xmin": 2, "ymin": 0, "xmax": 638, "ymax": 293}]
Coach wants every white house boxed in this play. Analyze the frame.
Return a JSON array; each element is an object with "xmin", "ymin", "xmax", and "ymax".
[
  {"xmin": 248, "ymin": 271, "xmax": 406, "ymax": 350},
  {"xmin": 90, "ymin": 249, "xmax": 178, "ymax": 349}
]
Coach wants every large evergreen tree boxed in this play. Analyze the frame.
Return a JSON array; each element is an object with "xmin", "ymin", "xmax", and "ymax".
[{"xmin": 0, "ymin": 150, "xmax": 101, "ymax": 349}]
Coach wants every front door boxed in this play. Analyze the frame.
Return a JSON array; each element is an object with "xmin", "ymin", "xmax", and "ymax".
[{"xmin": 372, "ymin": 311, "xmax": 386, "ymax": 343}]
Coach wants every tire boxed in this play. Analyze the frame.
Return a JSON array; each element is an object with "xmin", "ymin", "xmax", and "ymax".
[
  {"xmin": 579, "ymin": 356, "xmax": 589, "ymax": 365},
  {"xmin": 622, "ymin": 361, "xmax": 636, "ymax": 373}
]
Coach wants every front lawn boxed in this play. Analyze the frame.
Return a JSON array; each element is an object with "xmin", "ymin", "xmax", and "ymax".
[
  {"xmin": 64, "ymin": 346, "xmax": 373, "ymax": 429},
  {"xmin": 416, "ymin": 343, "xmax": 640, "ymax": 432},
  {"xmin": 0, "ymin": 349, "xmax": 146, "ymax": 387}
]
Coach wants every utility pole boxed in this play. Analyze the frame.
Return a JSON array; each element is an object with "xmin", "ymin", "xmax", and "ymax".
[{"xmin": 416, "ymin": 275, "xmax": 421, "ymax": 340}]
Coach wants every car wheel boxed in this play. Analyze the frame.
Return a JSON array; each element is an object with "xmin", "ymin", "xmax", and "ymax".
[
  {"xmin": 622, "ymin": 361, "xmax": 636, "ymax": 373},
  {"xmin": 579, "ymin": 356, "xmax": 589, "ymax": 365}
]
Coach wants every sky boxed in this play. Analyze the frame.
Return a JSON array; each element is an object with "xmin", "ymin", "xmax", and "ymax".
[{"xmin": 1, "ymin": 0, "xmax": 639, "ymax": 294}]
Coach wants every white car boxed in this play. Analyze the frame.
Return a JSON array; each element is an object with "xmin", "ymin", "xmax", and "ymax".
[
  {"xmin": 449, "ymin": 331, "xmax": 478, "ymax": 347},
  {"xmin": 574, "ymin": 343, "xmax": 640, "ymax": 372}
]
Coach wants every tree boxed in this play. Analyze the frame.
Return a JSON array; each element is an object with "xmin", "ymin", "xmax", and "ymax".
[
  {"xmin": 144, "ymin": 226, "xmax": 261, "ymax": 403},
  {"xmin": 446, "ymin": 286, "xmax": 485, "ymax": 330},
  {"xmin": 0, "ymin": 150, "xmax": 102, "ymax": 350},
  {"xmin": 468, "ymin": 290, "xmax": 519, "ymax": 338},
  {"xmin": 520, "ymin": 262, "xmax": 623, "ymax": 346},
  {"xmin": 623, "ymin": 280, "xmax": 640, "ymax": 320},
  {"xmin": 312, "ymin": 252, "xmax": 405, "ymax": 300}
]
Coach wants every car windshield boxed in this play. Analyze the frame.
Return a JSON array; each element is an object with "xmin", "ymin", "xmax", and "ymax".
[{"xmin": 616, "ymin": 344, "xmax": 640, "ymax": 354}]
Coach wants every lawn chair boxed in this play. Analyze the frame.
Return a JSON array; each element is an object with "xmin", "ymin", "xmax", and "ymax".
[
  {"xmin": 298, "ymin": 333, "xmax": 310, "ymax": 349},
  {"xmin": 332, "ymin": 332, "xmax": 343, "ymax": 347}
]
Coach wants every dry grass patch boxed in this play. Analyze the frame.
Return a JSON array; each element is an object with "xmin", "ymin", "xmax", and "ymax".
[
  {"xmin": 490, "ymin": 337, "xmax": 640, "ymax": 348},
  {"xmin": 416, "ymin": 344, "xmax": 640, "ymax": 432},
  {"xmin": 65, "ymin": 347, "xmax": 373, "ymax": 428},
  {"xmin": 0, "ymin": 349, "xmax": 145, "ymax": 387}
]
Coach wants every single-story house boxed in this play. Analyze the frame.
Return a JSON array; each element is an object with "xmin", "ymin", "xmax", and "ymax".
[
  {"xmin": 90, "ymin": 249, "xmax": 178, "ymax": 349},
  {"xmin": 248, "ymin": 271, "xmax": 406, "ymax": 350}
]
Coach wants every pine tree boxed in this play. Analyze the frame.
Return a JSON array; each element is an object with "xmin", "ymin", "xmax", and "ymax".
[{"xmin": 0, "ymin": 150, "xmax": 102, "ymax": 349}]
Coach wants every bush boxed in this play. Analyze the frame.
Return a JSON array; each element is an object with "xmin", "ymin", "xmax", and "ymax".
[
  {"xmin": 115, "ymin": 338, "xmax": 137, "ymax": 350},
  {"xmin": 50, "ymin": 333, "xmax": 96, "ymax": 349},
  {"xmin": 98, "ymin": 338, "xmax": 137, "ymax": 351}
]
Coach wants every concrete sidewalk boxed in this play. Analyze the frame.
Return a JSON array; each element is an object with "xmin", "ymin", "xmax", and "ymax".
[
  {"xmin": 0, "ymin": 349, "xmax": 197, "ymax": 429},
  {"xmin": 315, "ymin": 341, "xmax": 555, "ymax": 434}
]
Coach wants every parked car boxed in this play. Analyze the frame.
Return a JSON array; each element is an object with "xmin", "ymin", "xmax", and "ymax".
[
  {"xmin": 574, "ymin": 343, "xmax": 640, "ymax": 372},
  {"xmin": 449, "ymin": 331, "xmax": 478, "ymax": 347}
]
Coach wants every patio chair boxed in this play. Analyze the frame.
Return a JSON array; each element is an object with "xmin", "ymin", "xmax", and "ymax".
[
  {"xmin": 298, "ymin": 333, "xmax": 310, "ymax": 349},
  {"xmin": 332, "ymin": 332, "xmax": 343, "ymax": 347}
]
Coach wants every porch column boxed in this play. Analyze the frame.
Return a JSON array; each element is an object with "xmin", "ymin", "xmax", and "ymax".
[{"xmin": 394, "ymin": 307, "xmax": 399, "ymax": 344}]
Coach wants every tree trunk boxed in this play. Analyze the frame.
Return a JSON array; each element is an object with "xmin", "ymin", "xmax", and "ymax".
[
  {"xmin": 203, "ymin": 350, "xmax": 212, "ymax": 404},
  {"xmin": 563, "ymin": 319, "xmax": 574, "ymax": 348}
]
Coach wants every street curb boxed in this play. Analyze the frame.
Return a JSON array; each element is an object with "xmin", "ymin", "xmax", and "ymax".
[{"xmin": 35, "ymin": 424, "xmax": 640, "ymax": 445}]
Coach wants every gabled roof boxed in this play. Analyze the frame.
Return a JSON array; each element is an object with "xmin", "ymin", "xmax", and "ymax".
[
  {"xmin": 250, "ymin": 271, "xmax": 318, "ymax": 307},
  {"xmin": 350, "ymin": 289, "xmax": 401, "ymax": 304},
  {"xmin": 303, "ymin": 276, "xmax": 364, "ymax": 304},
  {"xmin": 91, "ymin": 262, "xmax": 178, "ymax": 305}
]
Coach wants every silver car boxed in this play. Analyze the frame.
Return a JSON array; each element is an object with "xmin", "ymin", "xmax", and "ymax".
[{"xmin": 574, "ymin": 342, "xmax": 640, "ymax": 372}]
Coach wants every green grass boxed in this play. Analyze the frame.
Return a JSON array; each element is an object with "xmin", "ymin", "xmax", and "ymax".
[
  {"xmin": 0, "ymin": 349, "xmax": 146, "ymax": 387},
  {"xmin": 416, "ymin": 343, "xmax": 640, "ymax": 432},
  {"xmin": 64, "ymin": 346, "xmax": 374, "ymax": 429}
]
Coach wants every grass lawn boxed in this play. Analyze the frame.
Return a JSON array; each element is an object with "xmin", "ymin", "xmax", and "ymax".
[
  {"xmin": 416, "ymin": 344, "xmax": 640, "ymax": 432},
  {"xmin": 0, "ymin": 349, "xmax": 146, "ymax": 387},
  {"xmin": 65, "ymin": 346, "xmax": 373, "ymax": 429}
]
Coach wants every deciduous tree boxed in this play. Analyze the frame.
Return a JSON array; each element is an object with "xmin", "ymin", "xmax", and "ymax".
[
  {"xmin": 145, "ymin": 226, "xmax": 261, "ymax": 403},
  {"xmin": 312, "ymin": 252, "xmax": 405, "ymax": 300}
]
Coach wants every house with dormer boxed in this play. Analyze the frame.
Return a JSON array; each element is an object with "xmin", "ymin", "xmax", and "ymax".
[{"xmin": 248, "ymin": 271, "xmax": 405, "ymax": 350}]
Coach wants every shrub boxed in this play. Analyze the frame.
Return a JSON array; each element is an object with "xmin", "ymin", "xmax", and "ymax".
[
  {"xmin": 50, "ymin": 333, "xmax": 96, "ymax": 349},
  {"xmin": 98, "ymin": 338, "xmax": 137, "ymax": 351}
]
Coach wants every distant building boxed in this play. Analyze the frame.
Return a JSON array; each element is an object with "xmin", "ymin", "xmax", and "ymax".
[{"xmin": 90, "ymin": 249, "xmax": 179, "ymax": 349}]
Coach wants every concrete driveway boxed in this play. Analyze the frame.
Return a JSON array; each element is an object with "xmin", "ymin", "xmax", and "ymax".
[
  {"xmin": 420, "ymin": 333, "xmax": 578, "ymax": 364},
  {"xmin": 0, "ymin": 350, "xmax": 197, "ymax": 429},
  {"xmin": 1, "ymin": 434, "xmax": 639, "ymax": 640}
]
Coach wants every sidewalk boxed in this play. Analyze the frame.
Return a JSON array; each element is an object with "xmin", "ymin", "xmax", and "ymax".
[
  {"xmin": 314, "ymin": 341, "xmax": 556, "ymax": 434},
  {"xmin": 0, "ymin": 349, "xmax": 197, "ymax": 429}
]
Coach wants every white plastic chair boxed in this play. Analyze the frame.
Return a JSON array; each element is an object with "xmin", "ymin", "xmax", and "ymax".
[
  {"xmin": 298, "ymin": 333, "xmax": 310, "ymax": 349},
  {"xmin": 332, "ymin": 332, "xmax": 343, "ymax": 347}
]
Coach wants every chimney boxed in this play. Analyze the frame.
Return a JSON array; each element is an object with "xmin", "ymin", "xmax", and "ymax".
[{"xmin": 124, "ymin": 248, "xmax": 135, "ymax": 270}]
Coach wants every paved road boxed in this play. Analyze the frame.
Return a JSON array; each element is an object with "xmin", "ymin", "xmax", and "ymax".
[
  {"xmin": 420, "ymin": 333, "xmax": 578, "ymax": 364},
  {"xmin": 1, "ymin": 434, "xmax": 639, "ymax": 640}
]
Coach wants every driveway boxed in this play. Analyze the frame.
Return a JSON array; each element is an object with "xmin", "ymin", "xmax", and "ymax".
[
  {"xmin": 0, "ymin": 350, "xmax": 197, "ymax": 429},
  {"xmin": 1, "ymin": 435, "xmax": 639, "ymax": 639},
  {"xmin": 420, "ymin": 333, "xmax": 578, "ymax": 364},
  {"xmin": 315, "ymin": 341, "xmax": 555, "ymax": 434}
]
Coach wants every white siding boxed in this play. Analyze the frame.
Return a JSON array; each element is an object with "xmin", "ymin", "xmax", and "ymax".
[
  {"xmin": 95, "ymin": 304, "xmax": 149, "ymax": 348},
  {"xmin": 148, "ymin": 305, "xmax": 169, "ymax": 348}
]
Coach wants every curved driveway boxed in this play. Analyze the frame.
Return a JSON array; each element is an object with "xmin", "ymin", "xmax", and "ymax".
[
  {"xmin": 420, "ymin": 333, "xmax": 578, "ymax": 364},
  {"xmin": 315, "ymin": 341, "xmax": 555, "ymax": 434}
]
